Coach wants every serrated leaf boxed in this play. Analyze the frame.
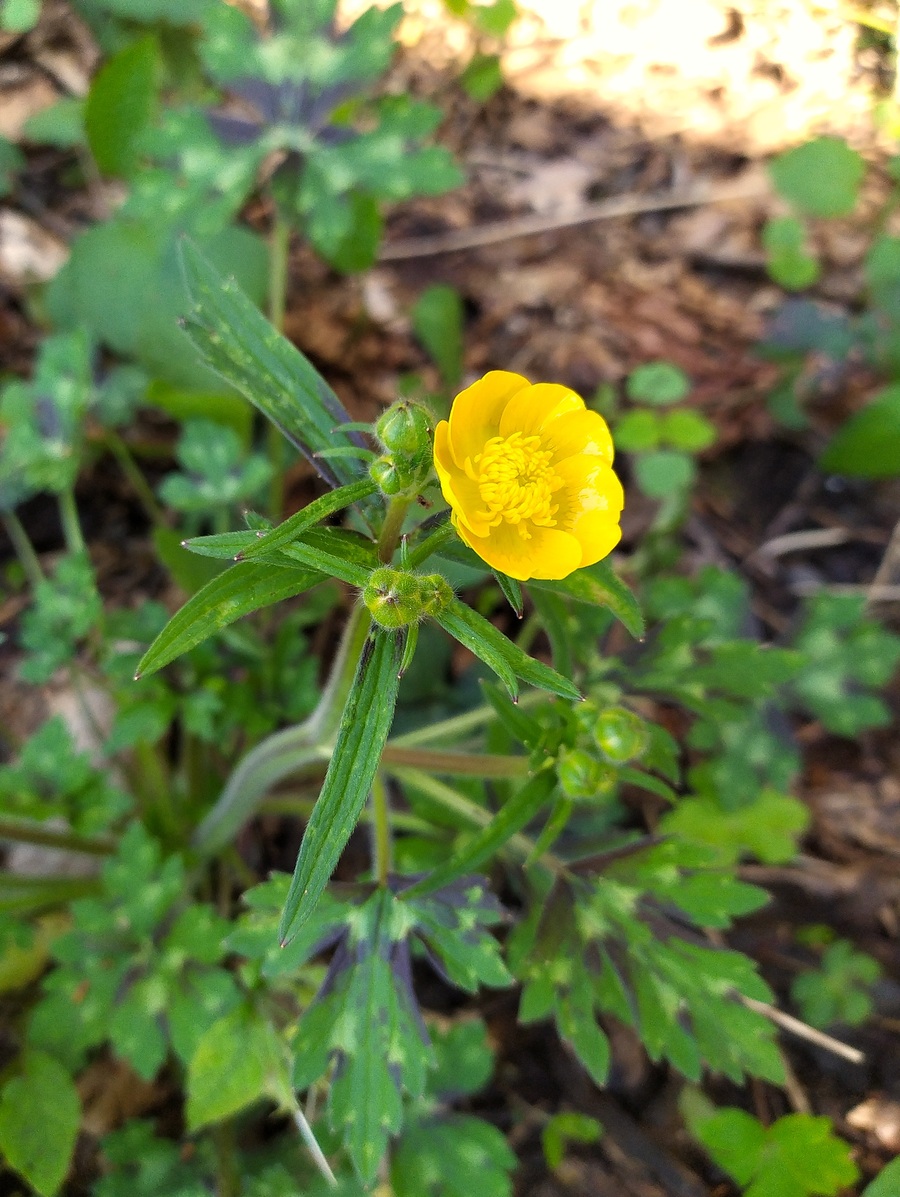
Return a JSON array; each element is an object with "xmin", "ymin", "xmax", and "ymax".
[
  {"xmin": 136, "ymin": 560, "xmax": 323, "ymax": 676},
  {"xmin": 178, "ymin": 241, "xmax": 365, "ymax": 487},
  {"xmin": 401, "ymin": 769, "xmax": 555, "ymax": 899},
  {"xmin": 85, "ymin": 36, "xmax": 157, "ymax": 178},
  {"xmin": 529, "ymin": 560, "xmax": 644, "ymax": 640},
  {"xmin": 0, "ymin": 1050, "xmax": 80, "ymax": 1197},
  {"xmin": 278, "ymin": 628, "xmax": 404, "ymax": 943}
]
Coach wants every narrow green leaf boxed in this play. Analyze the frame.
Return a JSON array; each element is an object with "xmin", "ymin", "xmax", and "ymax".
[
  {"xmin": 178, "ymin": 241, "xmax": 365, "ymax": 488},
  {"xmin": 493, "ymin": 569, "xmax": 523, "ymax": 618},
  {"xmin": 84, "ymin": 36, "xmax": 157, "ymax": 178},
  {"xmin": 529, "ymin": 560, "xmax": 644, "ymax": 640},
  {"xmin": 436, "ymin": 598, "xmax": 581, "ymax": 701},
  {"xmin": 239, "ymin": 477, "xmax": 377, "ymax": 559},
  {"xmin": 136, "ymin": 560, "xmax": 323, "ymax": 677},
  {"xmin": 278, "ymin": 628, "xmax": 405, "ymax": 944},
  {"xmin": 278, "ymin": 527, "xmax": 373, "ymax": 588},
  {"xmin": 411, "ymin": 284, "xmax": 464, "ymax": 387},
  {"xmin": 433, "ymin": 602, "xmax": 518, "ymax": 699},
  {"xmin": 182, "ymin": 530, "xmax": 259, "ymax": 559},
  {"xmin": 401, "ymin": 768, "xmax": 555, "ymax": 899},
  {"xmin": 0, "ymin": 1050, "xmax": 80, "ymax": 1197}
]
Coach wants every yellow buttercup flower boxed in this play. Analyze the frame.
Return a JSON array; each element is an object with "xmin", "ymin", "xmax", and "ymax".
[{"xmin": 434, "ymin": 371, "xmax": 624, "ymax": 581}]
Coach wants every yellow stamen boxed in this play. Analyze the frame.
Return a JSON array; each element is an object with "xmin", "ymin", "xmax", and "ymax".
[{"xmin": 471, "ymin": 432, "xmax": 562, "ymax": 533}]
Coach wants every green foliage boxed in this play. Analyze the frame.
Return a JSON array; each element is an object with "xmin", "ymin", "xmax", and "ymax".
[
  {"xmin": 820, "ymin": 383, "xmax": 900, "ymax": 478},
  {"xmin": 541, "ymin": 1112, "xmax": 603, "ymax": 1171},
  {"xmin": 0, "ymin": 716, "xmax": 129, "ymax": 834},
  {"xmin": 769, "ymin": 136, "xmax": 865, "ymax": 218},
  {"xmin": 615, "ymin": 362, "xmax": 714, "ymax": 505},
  {"xmin": 791, "ymin": 939, "xmax": 881, "ymax": 1028},
  {"xmin": 186, "ymin": 1005, "xmax": 283, "ymax": 1129},
  {"xmin": 19, "ymin": 553, "xmax": 102, "ymax": 683},
  {"xmin": 28, "ymin": 824, "xmax": 239, "ymax": 1078},
  {"xmin": 863, "ymin": 1158, "xmax": 900, "ymax": 1196},
  {"xmin": 626, "ymin": 361, "xmax": 690, "ymax": 405},
  {"xmin": 763, "ymin": 216, "xmax": 820, "ymax": 290},
  {"xmin": 789, "ymin": 593, "xmax": 900, "ymax": 736},
  {"xmin": 412, "ymin": 285, "xmax": 465, "ymax": 388},
  {"xmin": 687, "ymin": 1100, "xmax": 859, "ymax": 1197},
  {"xmin": 0, "ymin": 0, "xmax": 39, "ymax": 32},
  {"xmin": 85, "ymin": 36, "xmax": 158, "ymax": 177},
  {"xmin": 158, "ymin": 418, "xmax": 272, "ymax": 517},
  {"xmin": 0, "ymin": 1051, "xmax": 81, "ymax": 1197}
]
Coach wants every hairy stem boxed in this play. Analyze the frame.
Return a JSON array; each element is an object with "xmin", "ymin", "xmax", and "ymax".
[
  {"xmin": 57, "ymin": 488, "xmax": 85, "ymax": 556},
  {"xmin": 370, "ymin": 773, "xmax": 393, "ymax": 885}
]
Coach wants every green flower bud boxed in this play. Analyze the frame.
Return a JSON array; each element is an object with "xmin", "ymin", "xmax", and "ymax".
[
  {"xmin": 593, "ymin": 706, "xmax": 648, "ymax": 764},
  {"xmin": 369, "ymin": 455, "xmax": 406, "ymax": 496},
  {"xmin": 557, "ymin": 748, "xmax": 617, "ymax": 801},
  {"xmin": 363, "ymin": 568, "xmax": 423, "ymax": 630},
  {"xmin": 376, "ymin": 401, "xmax": 432, "ymax": 458},
  {"xmin": 419, "ymin": 573, "xmax": 453, "ymax": 616}
]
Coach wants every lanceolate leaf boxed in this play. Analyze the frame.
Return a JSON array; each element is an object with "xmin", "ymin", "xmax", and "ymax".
[
  {"xmin": 136, "ymin": 560, "xmax": 323, "ymax": 677},
  {"xmin": 401, "ymin": 767, "xmax": 556, "ymax": 900},
  {"xmin": 277, "ymin": 526, "xmax": 374, "ymax": 587},
  {"xmin": 238, "ymin": 477, "xmax": 377, "ymax": 559},
  {"xmin": 493, "ymin": 569, "xmax": 524, "ymax": 618},
  {"xmin": 278, "ymin": 628, "xmax": 405, "ymax": 944},
  {"xmin": 178, "ymin": 241, "xmax": 366, "ymax": 488},
  {"xmin": 434, "ymin": 598, "xmax": 581, "ymax": 701},
  {"xmin": 529, "ymin": 560, "xmax": 644, "ymax": 640}
]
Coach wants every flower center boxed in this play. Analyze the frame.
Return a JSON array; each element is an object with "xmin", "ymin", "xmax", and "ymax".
[{"xmin": 471, "ymin": 432, "xmax": 562, "ymax": 533}]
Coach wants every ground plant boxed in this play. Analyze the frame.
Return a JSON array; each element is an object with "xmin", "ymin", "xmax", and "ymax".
[{"xmin": 1, "ymin": 3, "xmax": 899, "ymax": 1197}]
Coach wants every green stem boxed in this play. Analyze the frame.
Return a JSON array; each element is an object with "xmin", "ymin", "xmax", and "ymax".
[
  {"xmin": 406, "ymin": 520, "xmax": 453, "ymax": 569},
  {"xmin": 1, "ymin": 511, "xmax": 44, "ymax": 589},
  {"xmin": 212, "ymin": 1123, "xmax": 240, "ymax": 1197},
  {"xmin": 381, "ymin": 744, "xmax": 528, "ymax": 778},
  {"xmin": 388, "ymin": 690, "xmax": 544, "ymax": 748},
  {"xmin": 389, "ymin": 767, "xmax": 566, "ymax": 875},
  {"xmin": 261, "ymin": 794, "xmax": 431, "ymax": 834},
  {"xmin": 377, "ymin": 496, "xmax": 412, "ymax": 564},
  {"xmin": 0, "ymin": 817, "xmax": 115, "ymax": 855},
  {"xmin": 370, "ymin": 773, "xmax": 393, "ymax": 884},
  {"xmin": 268, "ymin": 208, "xmax": 290, "ymax": 335},
  {"xmin": 103, "ymin": 430, "xmax": 167, "ymax": 525},
  {"xmin": 57, "ymin": 488, "xmax": 85, "ymax": 556}
]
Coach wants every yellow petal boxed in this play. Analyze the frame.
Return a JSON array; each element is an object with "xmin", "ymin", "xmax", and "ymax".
[
  {"xmin": 498, "ymin": 383, "xmax": 584, "ymax": 439},
  {"xmin": 569, "ymin": 509, "xmax": 623, "ymax": 567},
  {"xmin": 448, "ymin": 371, "xmax": 530, "ymax": 469},
  {"xmin": 555, "ymin": 455, "xmax": 624, "ymax": 518},
  {"xmin": 434, "ymin": 421, "xmax": 492, "ymax": 536},
  {"xmin": 544, "ymin": 409, "xmax": 614, "ymax": 466},
  {"xmin": 457, "ymin": 519, "xmax": 582, "ymax": 581}
]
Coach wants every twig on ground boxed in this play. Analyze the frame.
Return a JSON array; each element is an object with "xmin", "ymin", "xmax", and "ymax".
[
  {"xmin": 379, "ymin": 177, "xmax": 766, "ymax": 260},
  {"xmin": 866, "ymin": 518, "xmax": 900, "ymax": 611}
]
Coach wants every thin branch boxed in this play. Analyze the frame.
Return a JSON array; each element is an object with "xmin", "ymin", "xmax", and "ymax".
[
  {"xmin": 742, "ymin": 996, "xmax": 865, "ymax": 1065},
  {"xmin": 379, "ymin": 177, "xmax": 765, "ymax": 261}
]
